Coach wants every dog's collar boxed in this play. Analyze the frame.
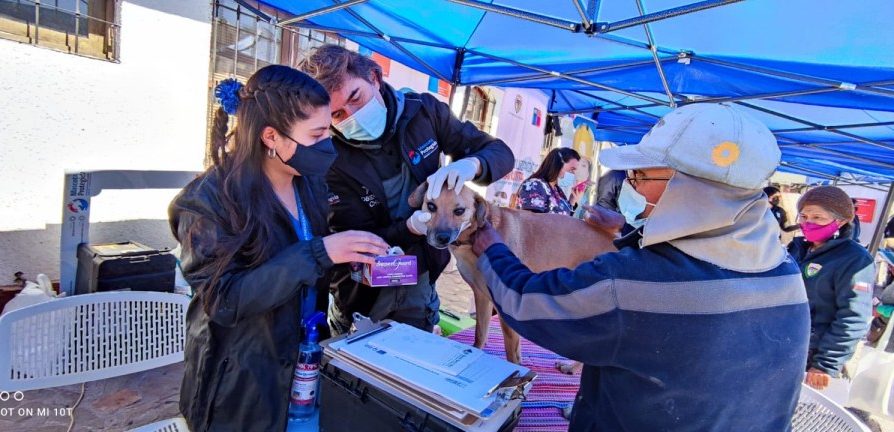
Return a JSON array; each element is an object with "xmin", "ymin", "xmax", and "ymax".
[{"xmin": 450, "ymin": 222, "xmax": 478, "ymax": 247}]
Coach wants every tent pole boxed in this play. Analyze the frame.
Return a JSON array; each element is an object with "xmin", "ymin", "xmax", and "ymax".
[
  {"xmin": 339, "ymin": 8, "xmax": 452, "ymax": 82},
  {"xmin": 870, "ymin": 183, "xmax": 894, "ymax": 255},
  {"xmin": 634, "ymin": 0, "xmax": 676, "ymax": 107},
  {"xmin": 776, "ymin": 121, "xmax": 894, "ymax": 134},
  {"xmin": 780, "ymin": 162, "xmax": 890, "ymax": 192},
  {"xmin": 597, "ymin": 0, "xmax": 743, "ymax": 33},
  {"xmin": 467, "ymin": 58, "xmax": 662, "ymax": 87},
  {"xmin": 587, "ymin": 0, "xmax": 601, "ymax": 22},
  {"xmin": 568, "ymin": 90, "xmax": 661, "ymax": 121},
  {"xmin": 466, "ymin": 49, "xmax": 670, "ymax": 106},
  {"xmin": 572, "ymin": 0, "xmax": 592, "ymax": 29},
  {"xmin": 459, "ymin": 86, "xmax": 471, "ymax": 122},
  {"xmin": 446, "ymin": 0, "xmax": 581, "ymax": 32},
  {"xmin": 279, "ymin": 0, "xmax": 368, "ymax": 26},
  {"xmin": 233, "ymin": 0, "xmax": 271, "ymax": 22},
  {"xmin": 782, "ymin": 143, "xmax": 894, "ymax": 171},
  {"xmin": 691, "ymin": 87, "xmax": 853, "ymax": 105},
  {"xmin": 737, "ymin": 101, "xmax": 894, "ymax": 151},
  {"xmin": 696, "ymin": 57, "xmax": 894, "ymax": 100}
]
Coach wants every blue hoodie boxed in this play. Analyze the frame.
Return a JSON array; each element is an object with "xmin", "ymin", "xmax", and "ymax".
[{"xmin": 478, "ymin": 232, "xmax": 809, "ymax": 431}]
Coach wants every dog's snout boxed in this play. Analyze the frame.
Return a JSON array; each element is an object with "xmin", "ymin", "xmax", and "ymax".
[{"xmin": 434, "ymin": 232, "xmax": 451, "ymax": 245}]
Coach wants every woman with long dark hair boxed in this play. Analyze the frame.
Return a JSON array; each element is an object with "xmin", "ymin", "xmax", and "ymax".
[
  {"xmin": 516, "ymin": 147, "xmax": 581, "ymax": 215},
  {"xmin": 169, "ymin": 65, "xmax": 388, "ymax": 432}
]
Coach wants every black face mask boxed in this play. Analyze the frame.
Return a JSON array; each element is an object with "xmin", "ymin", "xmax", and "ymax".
[{"xmin": 277, "ymin": 134, "xmax": 337, "ymax": 177}]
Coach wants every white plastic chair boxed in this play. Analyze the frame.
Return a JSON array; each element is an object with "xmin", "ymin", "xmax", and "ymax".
[
  {"xmin": 793, "ymin": 383, "xmax": 871, "ymax": 432},
  {"xmin": 0, "ymin": 291, "xmax": 192, "ymax": 431}
]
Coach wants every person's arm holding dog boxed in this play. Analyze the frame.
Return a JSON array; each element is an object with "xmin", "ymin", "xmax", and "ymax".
[{"xmin": 470, "ymin": 222, "xmax": 620, "ymax": 364}]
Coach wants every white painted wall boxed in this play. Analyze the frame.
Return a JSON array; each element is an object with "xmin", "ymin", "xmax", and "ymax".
[{"xmin": 0, "ymin": 0, "xmax": 212, "ymax": 282}]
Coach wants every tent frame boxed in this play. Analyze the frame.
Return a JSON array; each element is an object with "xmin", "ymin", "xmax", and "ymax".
[{"xmin": 241, "ymin": 0, "xmax": 894, "ymax": 251}]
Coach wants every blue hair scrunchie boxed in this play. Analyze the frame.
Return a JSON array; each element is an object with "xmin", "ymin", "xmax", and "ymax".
[{"xmin": 214, "ymin": 78, "xmax": 243, "ymax": 115}]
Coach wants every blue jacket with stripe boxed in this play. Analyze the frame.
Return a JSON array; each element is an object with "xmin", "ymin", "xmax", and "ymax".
[{"xmin": 479, "ymin": 233, "xmax": 810, "ymax": 432}]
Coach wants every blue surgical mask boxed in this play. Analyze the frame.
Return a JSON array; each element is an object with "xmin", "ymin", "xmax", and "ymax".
[
  {"xmin": 559, "ymin": 172, "xmax": 576, "ymax": 191},
  {"xmin": 333, "ymin": 95, "xmax": 387, "ymax": 141},
  {"xmin": 618, "ymin": 181, "xmax": 655, "ymax": 228}
]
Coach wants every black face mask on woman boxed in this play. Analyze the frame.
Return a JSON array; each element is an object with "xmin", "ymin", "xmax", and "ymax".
[{"xmin": 277, "ymin": 134, "xmax": 337, "ymax": 177}]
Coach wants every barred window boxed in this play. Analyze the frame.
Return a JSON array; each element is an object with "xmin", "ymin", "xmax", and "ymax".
[
  {"xmin": 0, "ymin": 0, "xmax": 119, "ymax": 61},
  {"xmin": 465, "ymin": 87, "xmax": 496, "ymax": 134},
  {"xmin": 206, "ymin": 0, "xmax": 347, "ymax": 165}
]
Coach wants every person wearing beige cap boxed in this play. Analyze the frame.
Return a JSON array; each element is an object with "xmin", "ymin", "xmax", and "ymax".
[
  {"xmin": 788, "ymin": 186, "xmax": 874, "ymax": 391},
  {"xmin": 470, "ymin": 102, "xmax": 810, "ymax": 431}
]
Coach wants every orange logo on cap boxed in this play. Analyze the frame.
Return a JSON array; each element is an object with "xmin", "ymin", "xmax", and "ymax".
[{"xmin": 712, "ymin": 141, "xmax": 740, "ymax": 167}]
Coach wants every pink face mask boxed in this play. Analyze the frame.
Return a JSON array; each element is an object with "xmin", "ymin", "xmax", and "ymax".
[{"xmin": 800, "ymin": 221, "xmax": 841, "ymax": 243}]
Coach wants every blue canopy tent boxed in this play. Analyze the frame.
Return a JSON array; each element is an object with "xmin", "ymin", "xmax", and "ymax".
[
  {"xmin": 242, "ymin": 0, "xmax": 894, "ymax": 246},
  {"xmin": 252, "ymin": 0, "xmax": 894, "ymax": 180}
]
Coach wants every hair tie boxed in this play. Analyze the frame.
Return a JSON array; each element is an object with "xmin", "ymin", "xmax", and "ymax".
[{"xmin": 214, "ymin": 78, "xmax": 244, "ymax": 115}]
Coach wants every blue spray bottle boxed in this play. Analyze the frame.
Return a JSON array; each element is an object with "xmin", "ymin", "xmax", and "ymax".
[{"xmin": 288, "ymin": 311, "xmax": 326, "ymax": 422}]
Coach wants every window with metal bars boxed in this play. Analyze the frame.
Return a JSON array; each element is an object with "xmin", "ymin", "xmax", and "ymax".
[
  {"xmin": 464, "ymin": 87, "xmax": 496, "ymax": 134},
  {"xmin": 0, "ymin": 0, "xmax": 119, "ymax": 61},
  {"xmin": 205, "ymin": 0, "xmax": 347, "ymax": 165}
]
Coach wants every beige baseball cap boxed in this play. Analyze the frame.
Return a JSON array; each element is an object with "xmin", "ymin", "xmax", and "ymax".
[{"xmin": 599, "ymin": 102, "xmax": 780, "ymax": 190}]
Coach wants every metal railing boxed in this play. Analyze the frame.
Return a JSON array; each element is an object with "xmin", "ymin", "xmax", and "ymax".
[{"xmin": 0, "ymin": 0, "xmax": 119, "ymax": 61}]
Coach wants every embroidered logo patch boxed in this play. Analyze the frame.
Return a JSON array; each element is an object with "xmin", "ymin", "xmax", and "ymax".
[
  {"xmin": 408, "ymin": 150, "xmax": 422, "ymax": 165},
  {"xmin": 360, "ymin": 186, "xmax": 380, "ymax": 208},
  {"xmin": 327, "ymin": 192, "xmax": 340, "ymax": 206},
  {"xmin": 409, "ymin": 139, "xmax": 438, "ymax": 165},
  {"xmin": 805, "ymin": 263, "xmax": 823, "ymax": 278},
  {"xmin": 418, "ymin": 139, "xmax": 439, "ymax": 158}
]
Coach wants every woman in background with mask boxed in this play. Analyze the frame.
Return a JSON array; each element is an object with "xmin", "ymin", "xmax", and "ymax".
[
  {"xmin": 517, "ymin": 147, "xmax": 582, "ymax": 215},
  {"xmin": 169, "ymin": 65, "xmax": 388, "ymax": 432},
  {"xmin": 787, "ymin": 186, "xmax": 874, "ymax": 391}
]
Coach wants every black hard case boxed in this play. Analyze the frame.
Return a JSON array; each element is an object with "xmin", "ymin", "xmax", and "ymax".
[{"xmin": 75, "ymin": 241, "xmax": 175, "ymax": 295}]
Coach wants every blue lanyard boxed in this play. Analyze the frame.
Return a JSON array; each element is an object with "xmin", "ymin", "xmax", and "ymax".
[
  {"xmin": 290, "ymin": 185, "xmax": 316, "ymax": 318},
  {"xmin": 290, "ymin": 186, "xmax": 313, "ymax": 242}
]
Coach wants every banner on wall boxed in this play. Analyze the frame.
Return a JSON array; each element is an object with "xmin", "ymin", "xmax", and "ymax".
[
  {"xmin": 485, "ymin": 88, "xmax": 549, "ymax": 207},
  {"xmin": 854, "ymin": 198, "xmax": 877, "ymax": 223}
]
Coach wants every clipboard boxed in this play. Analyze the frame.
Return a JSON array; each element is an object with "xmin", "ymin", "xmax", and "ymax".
[{"xmin": 321, "ymin": 316, "xmax": 535, "ymax": 425}]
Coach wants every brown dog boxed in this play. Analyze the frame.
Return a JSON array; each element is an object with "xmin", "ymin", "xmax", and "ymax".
[{"xmin": 409, "ymin": 183, "xmax": 617, "ymax": 364}]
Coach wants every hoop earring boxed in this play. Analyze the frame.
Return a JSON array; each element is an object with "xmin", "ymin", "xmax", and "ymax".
[{"xmin": 266, "ymin": 146, "xmax": 276, "ymax": 159}]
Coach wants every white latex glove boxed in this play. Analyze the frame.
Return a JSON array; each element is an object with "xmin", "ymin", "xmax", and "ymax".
[
  {"xmin": 425, "ymin": 157, "xmax": 481, "ymax": 200},
  {"xmin": 407, "ymin": 210, "xmax": 432, "ymax": 235}
]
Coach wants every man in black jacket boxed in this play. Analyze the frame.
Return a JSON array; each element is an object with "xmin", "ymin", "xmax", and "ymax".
[{"xmin": 300, "ymin": 45, "xmax": 514, "ymax": 334}]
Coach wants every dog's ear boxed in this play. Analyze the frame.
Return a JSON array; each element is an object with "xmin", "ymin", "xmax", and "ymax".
[
  {"xmin": 408, "ymin": 181, "xmax": 427, "ymax": 208},
  {"xmin": 473, "ymin": 194, "xmax": 489, "ymax": 228}
]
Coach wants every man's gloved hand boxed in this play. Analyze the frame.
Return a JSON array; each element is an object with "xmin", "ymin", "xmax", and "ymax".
[
  {"xmin": 407, "ymin": 210, "xmax": 432, "ymax": 236},
  {"xmin": 425, "ymin": 157, "xmax": 481, "ymax": 200}
]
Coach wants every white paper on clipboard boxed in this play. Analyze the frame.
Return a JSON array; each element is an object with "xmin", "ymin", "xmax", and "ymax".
[{"xmin": 327, "ymin": 322, "xmax": 529, "ymax": 416}]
